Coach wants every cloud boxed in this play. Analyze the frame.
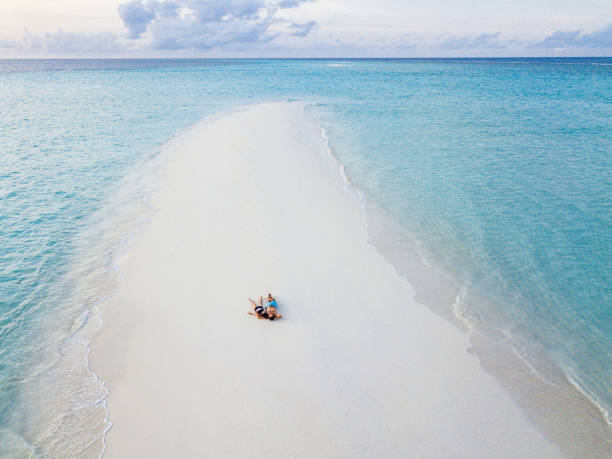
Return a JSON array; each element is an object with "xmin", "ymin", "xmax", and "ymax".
[
  {"xmin": 278, "ymin": 0, "xmax": 314, "ymax": 8},
  {"xmin": 0, "ymin": 30, "xmax": 124, "ymax": 54},
  {"xmin": 534, "ymin": 24, "xmax": 612, "ymax": 49},
  {"xmin": 118, "ymin": 0, "xmax": 157, "ymax": 39},
  {"xmin": 0, "ymin": 38, "xmax": 17, "ymax": 48},
  {"xmin": 289, "ymin": 20, "xmax": 317, "ymax": 37},
  {"xmin": 150, "ymin": 15, "xmax": 276, "ymax": 50},
  {"xmin": 43, "ymin": 31, "xmax": 124, "ymax": 53},
  {"xmin": 440, "ymin": 32, "xmax": 509, "ymax": 50},
  {"xmin": 116, "ymin": 0, "xmax": 316, "ymax": 50}
]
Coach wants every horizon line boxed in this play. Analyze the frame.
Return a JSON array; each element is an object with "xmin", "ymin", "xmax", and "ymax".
[{"xmin": 1, "ymin": 56, "xmax": 612, "ymax": 60}]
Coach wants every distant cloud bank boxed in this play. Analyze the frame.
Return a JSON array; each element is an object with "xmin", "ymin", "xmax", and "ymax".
[
  {"xmin": 0, "ymin": 30, "xmax": 124, "ymax": 54},
  {"xmin": 0, "ymin": 1, "xmax": 611, "ymax": 57},
  {"xmin": 535, "ymin": 24, "xmax": 612, "ymax": 49},
  {"xmin": 440, "ymin": 32, "xmax": 508, "ymax": 50}
]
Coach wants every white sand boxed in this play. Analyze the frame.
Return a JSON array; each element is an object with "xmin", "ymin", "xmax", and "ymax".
[{"xmin": 90, "ymin": 102, "xmax": 561, "ymax": 458}]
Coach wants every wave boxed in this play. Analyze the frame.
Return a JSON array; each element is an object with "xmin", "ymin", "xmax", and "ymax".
[{"xmin": 3, "ymin": 142, "xmax": 175, "ymax": 457}]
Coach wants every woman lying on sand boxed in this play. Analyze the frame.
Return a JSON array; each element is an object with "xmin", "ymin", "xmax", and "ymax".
[
  {"xmin": 248, "ymin": 295, "xmax": 282, "ymax": 321},
  {"xmin": 265, "ymin": 293, "xmax": 282, "ymax": 320}
]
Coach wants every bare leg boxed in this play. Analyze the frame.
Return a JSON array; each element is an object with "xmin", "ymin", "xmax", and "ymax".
[
  {"xmin": 249, "ymin": 298, "xmax": 267, "ymax": 318},
  {"xmin": 248, "ymin": 298, "xmax": 263, "ymax": 316}
]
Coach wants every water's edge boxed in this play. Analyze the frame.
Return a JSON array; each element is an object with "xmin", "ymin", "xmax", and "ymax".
[
  {"xmin": 306, "ymin": 105, "xmax": 612, "ymax": 458},
  {"xmin": 10, "ymin": 116, "xmax": 223, "ymax": 457}
]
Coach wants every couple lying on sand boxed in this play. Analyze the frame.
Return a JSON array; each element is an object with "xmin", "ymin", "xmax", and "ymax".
[{"xmin": 248, "ymin": 293, "xmax": 282, "ymax": 321}]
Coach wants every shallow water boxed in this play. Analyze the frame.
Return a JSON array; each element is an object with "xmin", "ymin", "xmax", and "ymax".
[{"xmin": 0, "ymin": 58, "xmax": 610, "ymax": 456}]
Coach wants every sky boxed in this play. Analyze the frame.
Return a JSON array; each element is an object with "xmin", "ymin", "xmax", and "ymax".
[{"xmin": 0, "ymin": 0, "xmax": 611, "ymax": 57}]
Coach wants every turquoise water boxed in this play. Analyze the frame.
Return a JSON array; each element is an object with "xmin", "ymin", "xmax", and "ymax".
[{"xmin": 0, "ymin": 59, "xmax": 610, "ymax": 456}]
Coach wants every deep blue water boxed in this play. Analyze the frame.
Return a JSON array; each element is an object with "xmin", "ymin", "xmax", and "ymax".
[{"xmin": 0, "ymin": 58, "xmax": 610, "ymax": 456}]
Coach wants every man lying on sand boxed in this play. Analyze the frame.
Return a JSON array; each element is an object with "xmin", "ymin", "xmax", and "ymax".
[
  {"xmin": 248, "ymin": 294, "xmax": 282, "ymax": 321},
  {"xmin": 248, "ymin": 297, "xmax": 269, "ymax": 319}
]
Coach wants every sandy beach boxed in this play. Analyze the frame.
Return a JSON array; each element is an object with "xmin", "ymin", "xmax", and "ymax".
[{"xmin": 89, "ymin": 102, "xmax": 561, "ymax": 458}]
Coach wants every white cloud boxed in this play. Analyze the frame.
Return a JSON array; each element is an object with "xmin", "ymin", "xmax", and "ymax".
[
  {"xmin": 116, "ymin": 0, "xmax": 317, "ymax": 50},
  {"xmin": 118, "ymin": 0, "xmax": 157, "ymax": 39},
  {"xmin": 289, "ymin": 20, "xmax": 317, "ymax": 37},
  {"xmin": 533, "ymin": 24, "xmax": 612, "ymax": 49},
  {"xmin": 0, "ymin": 30, "xmax": 125, "ymax": 55},
  {"xmin": 439, "ymin": 32, "xmax": 512, "ymax": 50}
]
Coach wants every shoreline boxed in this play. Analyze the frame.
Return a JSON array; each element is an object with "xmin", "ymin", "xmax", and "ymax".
[
  {"xmin": 89, "ymin": 102, "xmax": 561, "ymax": 457},
  {"xmin": 309, "ymin": 107, "xmax": 612, "ymax": 456},
  {"xmin": 359, "ymin": 181, "xmax": 612, "ymax": 457}
]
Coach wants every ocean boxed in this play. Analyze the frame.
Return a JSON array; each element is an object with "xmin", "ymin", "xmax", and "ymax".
[{"xmin": 0, "ymin": 58, "xmax": 610, "ymax": 457}]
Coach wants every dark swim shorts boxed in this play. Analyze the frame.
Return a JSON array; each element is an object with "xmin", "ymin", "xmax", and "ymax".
[{"xmin": 255, "ymin": 306, "xmax": 269, "ymax": 319}]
